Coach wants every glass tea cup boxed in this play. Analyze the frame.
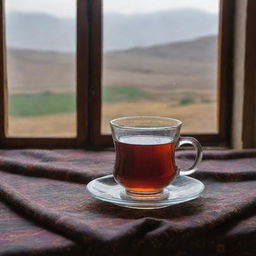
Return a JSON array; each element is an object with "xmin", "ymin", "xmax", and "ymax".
[{"xmin": 110, "ymin": 116, "xmax": 203, "ymax": 201}]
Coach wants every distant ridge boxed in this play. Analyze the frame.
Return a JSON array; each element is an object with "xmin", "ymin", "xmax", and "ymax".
[
  {"xmin": 104, "ymin": 9, "xmax": 218, "ymax": 50},
  {"xmin": 6, "ymin": 9, "xmax": 218, "ymax": 52},
  {"xmin": 108, "ymin": 35, "xmax": 217, "ymax": 62}
]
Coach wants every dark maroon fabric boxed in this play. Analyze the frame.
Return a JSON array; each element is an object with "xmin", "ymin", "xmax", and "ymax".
[{"xmin": 0, "ymin": 149, "xmax": 256, "ymax": 256}]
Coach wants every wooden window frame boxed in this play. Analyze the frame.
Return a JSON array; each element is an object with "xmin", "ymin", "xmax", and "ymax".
[{"xmin": 0, "ymin": 0, "xmax": 235, "ymax": 148}]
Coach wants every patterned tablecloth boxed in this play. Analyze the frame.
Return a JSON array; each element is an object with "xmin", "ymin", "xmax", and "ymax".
[{"xmin": 0, "ymin": 149, "xmax": 256, "ymax": 256}]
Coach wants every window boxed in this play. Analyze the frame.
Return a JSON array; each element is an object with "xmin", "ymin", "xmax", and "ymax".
[
  {"xmin": 0, "ymin": 0, "xmax": 234, "ymax": 148},
  {"xmin": 89, "ymin": 0, "xmax": 234, "ymax": 147},
  {"xmin": 101, "ymin": 1, "xmax": 219, "ymax": 135},
  {"xmin": 6, "ymin": 0, "xmax": 77, "ymax": 137},
  {"xmin": 0, "ymin": 0, "xmax": 88, "ymax": 147}
]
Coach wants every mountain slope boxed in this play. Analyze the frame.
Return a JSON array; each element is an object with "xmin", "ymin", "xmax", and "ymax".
[
  {"xmin": 110, "ymin": 35, "xmax": 217, "ymax": 62},
  {"xmin": 7, "ymin": 35, "xmax": 217, "ymax": 93},
  {"xmin": 104, "ymin": 9, "xmax": 218, "ymax": 50},
  {"xmin": 7, "ymin": 49, "xmax": 76, "ymax": 93},
  {"xmin": 6, "ymin": 9, "xmax": 218, "ymax": 52},
  {"xmin": 6, "ymin": 12, "xmax": 76, "ymax": 52}
]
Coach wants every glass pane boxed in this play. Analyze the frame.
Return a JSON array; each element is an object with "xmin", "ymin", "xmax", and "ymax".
[
  {"xmin": 6, "ymin": 0, "xmax": 76, "ymax": 137},
  {"xmin": 101, "ymin": 0, "xmax": 219, "ymax": 134}
]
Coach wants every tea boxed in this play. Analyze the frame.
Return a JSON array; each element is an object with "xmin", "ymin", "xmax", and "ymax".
[{"xmin": 113, "ymin": 135, "xmax": 176, "ymax": 193}]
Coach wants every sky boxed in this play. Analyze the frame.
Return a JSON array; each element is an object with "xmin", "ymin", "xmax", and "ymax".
[{"xmin": 6, "ymin": 0, "xmax": 219, "ymax": 17}]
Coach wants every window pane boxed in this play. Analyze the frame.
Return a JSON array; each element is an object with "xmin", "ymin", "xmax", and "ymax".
[
  {"xmin": 5, "ymin": 0, "xmax": 76, "ymax": 137},
  {"xmin": 101, "ymin": 0, "xmax": 219, "ymax": 134}
]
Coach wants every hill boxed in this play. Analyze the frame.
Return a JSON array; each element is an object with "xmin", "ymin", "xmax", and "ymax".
[
  {"xmin": 113, "ymin": 35, "xmax": 217, "ymax": 62},
  {"xmin": 7, "ymin": 49, "xmax": 76, "ymax": 93},
  {"xmin": 104, "ymin": 9, "xmax": 218, "ymax": 50},
  {"xmin": 104, "ymin": 35, "xmax": 217, "ymax": 91},
  {"xmin": 7, "ymin": 35, "xmax": 217, "ymax": 94},
  {"xmin": 6, "ymin": 9, "xmax": 218, "ymax": 52},
  {"xmin": 6, "ymin": 12, "xmax": 76, "ymax": 52}
]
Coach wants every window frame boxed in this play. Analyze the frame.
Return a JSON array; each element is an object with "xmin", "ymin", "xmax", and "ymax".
[{"xmin": 0, "ymin": 0, "xmax": 235, "ymax": 148}]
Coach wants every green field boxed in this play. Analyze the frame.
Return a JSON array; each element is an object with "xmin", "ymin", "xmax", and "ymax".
[
  {"xmin": 9, "ymin": 88, "xmax": 214, "ymax": 117},
  {"xmin": 9, "ymin": 87, "xmax": 149, "ymax": 117},
  {"xmin": 9, "ymin": 93, "xmax": 76, "ymax": 117},
  {"xmin": 102, "ymin": 86, "xmax": 148, "ymax": 103}
]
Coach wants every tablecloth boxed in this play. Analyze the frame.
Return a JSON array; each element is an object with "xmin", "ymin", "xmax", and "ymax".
[{"xmin": 0, "ymin": 149, "xmax": 256, "ymax": 256}]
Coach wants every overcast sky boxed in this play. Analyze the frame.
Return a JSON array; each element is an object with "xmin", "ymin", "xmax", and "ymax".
[{"xmin": 6, "ymin": 0, "xmax": 219, "ymax": 17}]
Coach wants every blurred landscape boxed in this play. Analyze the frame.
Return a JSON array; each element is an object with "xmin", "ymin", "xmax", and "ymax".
[
  {"xmin": 6, "ymin": 9, "xmax": 218, "ymax": 136},
  {"xmin": 7, "ymin": 9, "xmax": 218, "ymax": 51}
]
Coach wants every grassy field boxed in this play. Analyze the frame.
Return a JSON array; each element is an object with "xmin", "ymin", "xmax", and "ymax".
[
  {"xmin": 8, "ymin": 101, "xmax": 217, "ymax": 136},
  {"xmin": 102, "ymin": 86, "xmax": 148, "ymax": 103},
  {"xmin": 9, "ymin": 88, "xmax": 214, "ymax": 117},
  {"xmin": 8, "ymin": 89, "xmax": 217, "ymax": 136},
  {"xmin": 9, "ymin": 88, "xmax": 147, "ymax": 117},
  {"xmin": 9, "ymin": 93, "xmax": 76, "ymax": 117}
]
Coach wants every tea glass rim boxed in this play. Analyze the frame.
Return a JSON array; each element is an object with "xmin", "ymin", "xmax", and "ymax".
[{"xmin": 110, "ymin": 116, "xmax": 182, "ymax": 130}]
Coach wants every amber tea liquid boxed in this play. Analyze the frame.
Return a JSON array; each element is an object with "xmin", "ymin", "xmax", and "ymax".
[{"xmin": 113, "ymin": 135, "xmax": 176, "ymax": 193}]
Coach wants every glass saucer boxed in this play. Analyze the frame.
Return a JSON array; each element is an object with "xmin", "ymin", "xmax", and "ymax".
[{"xmin": 86, "ymin": 175, "xmax": 205, "ymax": 209}]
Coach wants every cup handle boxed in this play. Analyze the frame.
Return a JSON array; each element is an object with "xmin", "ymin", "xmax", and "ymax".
[{"xmin": 176, "ymin": 137, "xmax": 203, "ymax": 176}]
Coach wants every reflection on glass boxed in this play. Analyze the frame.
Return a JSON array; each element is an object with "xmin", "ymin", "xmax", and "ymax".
[
  {"xmin": 6, "ymin": 0, "xmax": 76, "ymax": 137},
  {"xmin": 102, "ymin": 1, "xmax": 219, "ymax": 134}
]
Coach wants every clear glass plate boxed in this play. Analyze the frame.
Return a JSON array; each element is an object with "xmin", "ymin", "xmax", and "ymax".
[{"xmin": 86, "ymin": 175, "xmax": 205, "ymax": 209}]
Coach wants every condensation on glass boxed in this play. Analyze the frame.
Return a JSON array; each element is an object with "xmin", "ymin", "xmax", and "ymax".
[
  {"xmin": 5, "ymin": 0, "xmax": 76, "ymax": 137},
  {"xmin": 101, "ymin": 1, "xmax": 219, "ymax": 134}
]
